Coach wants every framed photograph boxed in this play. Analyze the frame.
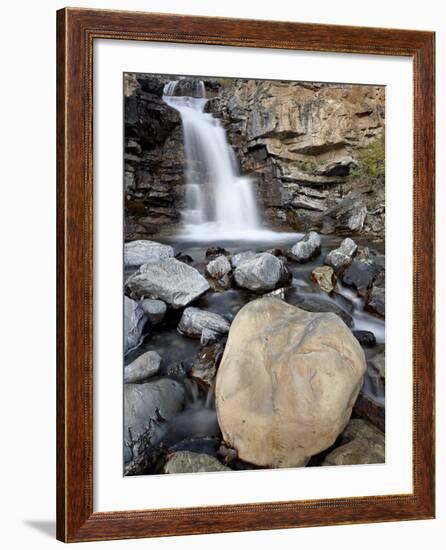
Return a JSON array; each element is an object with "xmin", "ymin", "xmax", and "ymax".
[{"xmin": 56, "ymin": 7, "xmax": 435, "ymax": 542}]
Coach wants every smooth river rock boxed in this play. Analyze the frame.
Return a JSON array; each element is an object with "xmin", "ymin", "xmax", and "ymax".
[
  {"xmin": 124, "ymin": 350, "xmax": 161, "ymax": 383},
  {"xmin": 216, "ymin": 298, "xmax": 366, "ymax": 468},
  {"xmin": 164, "ymin": 451, "xmax": 230, "ymax": 474},
  {"xmin": 311, "ymin": 265, "xmax": 336, "ymax": 293},
  {"xmin": 233, "ymin": 253, "xmax": 282, "ymax": 292},
  {"xmin": 205, "ymin": 255, "xmax": 232, "ymax": 280},
  {"xmin": 126, "ymin": 258, "xmax": 210, "ymax": 308},
  {"xmin": 124, "ymin": 296, "xmax": 148, "ymax": 355},
  {"xmin": 324, "ymin": 237, "xmax": 358, "ymax": 275},
  {"xmin": 139, "ymin": 299, "xmax": 167, "ymax": 326},
  {"xmin": 287, "ymin": 232, "xmax": 321, "ymax": 263},
  {"xmin": 178, "ymin": 307, "xmax": 230, "ymax": 339},
  {"xmin": 124, "ymin": 239, "xmax": 174, "ymax": 267}
]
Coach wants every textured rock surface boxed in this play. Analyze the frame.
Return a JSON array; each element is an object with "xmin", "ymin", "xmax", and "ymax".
[
  {"xmin": 139, "ymin": 299, "xmax": 167, "ymax": 325},
  {"xmin": 233, "ymin": 253, "xmax": 283, "ymax": 291},
  {"xmin": 231, "ymin": 250, "xmax": 256, "ymax": 268},
  {"xmin": 290, "ymin": 294, "xmax": 353, "ymax": 327},
  {"xmin": 216, "ymin": 298, "xmax": 366, "ymax": 468},
  {"xmin": 164, "ymin": 451, "xmax": 230, "ymax": 473},
  {"xmin": 342, "ymin": 258, "xmax": 383, "ymax": 295},
  {"xmin": 178, "ymin": 307, "xmax": 230, "ymax": 339},
  {"xmin": 205, "ymin": 255, "xmax": 232, "ymax": 280},
  {"xmin": 288, "ymin": 232, "xmax": 321, "ymax": 263},
  {"xmin": 311, "ymin": 266, "xmax": 336, "ymax": 293},
  {"xmin": 324, "ymin": 238, "xmax": 358, "ymax": 275},
  {"xmin": 124, "ymin": 240, "xmax": 174, "ymax": 267},
  {"xmin": 124, "ymin": 378, "xmax": 185, "ymax": 462},
  {"xmin": 126, "ymin": 258, "xmax": 210, "ymax": 308},
  {"xmin": 191, "ymin": 343, "xmax": 225, "ymax": 388},
  {"xmin": 124, "ymin": 351, "xmax": 161, "ymax": 383},
  {"xmin": 124, "ymin": 297, "xmax": 148, "ymax": 355}
]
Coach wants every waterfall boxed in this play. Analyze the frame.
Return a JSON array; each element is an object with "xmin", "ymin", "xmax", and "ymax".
[{"xmin": 163, "ymin": 79, "xmax": 263, "ymax": 239}]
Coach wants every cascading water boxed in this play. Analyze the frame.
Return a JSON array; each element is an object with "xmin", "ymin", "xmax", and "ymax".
[{"xmin": 163, "ymin": 79, "xmax": 264, "ymax": 239}]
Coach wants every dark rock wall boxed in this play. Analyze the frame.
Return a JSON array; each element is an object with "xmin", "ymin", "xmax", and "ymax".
[{"xmin": 124, "ymin": 74, "xmax": 385, "ymax": 239}]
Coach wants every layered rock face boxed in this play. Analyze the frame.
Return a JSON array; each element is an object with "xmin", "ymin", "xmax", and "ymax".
[
  {"xmin": 124, "ymin": 74, "xmax": 385, "ymax": 239},
  {"xmin": 207, "ymin": 80, "xmax": 385, "ymax": 237},
  {"xmin": 215, "ymin": 298, "xmax": 366, "ymax": 468}
]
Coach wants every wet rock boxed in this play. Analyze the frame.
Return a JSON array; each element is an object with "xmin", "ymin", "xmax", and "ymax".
[
  {"xmin": 324, "ymin": 237, "xmax": 358, "ymax": 275},
  {"xmin": 124, "ymin": 351, "xmax": 161, "ymax": 383},
  {"xmin": 218, "ymin": 443, "xmax": 238, "ymax": 465},
  {"xmin": 206, "ymin": 246, "xmax": 230, "ymax": 258},
  {"xmin": 216, "ymin": 298, "xmax": 366, "ymax": 468},
  {"xmin": 231, "ymin": 250, "xmax": 256, "ymax": 268},
  {"xmin": 126, "ymin": 258, "xmax": 210, "ymax": 308},
  {"xmin": 200, "ymin": 328, "xmax": 220, "ymax": 346},
  {"xmin": 290, "ymin": 294, "xmax": 353, "ymax": 327},
  {"xmin": 175, "ymin": 253, "xmax": 194, "ymax": 265},
  {"xmin": 165, "ymin": 362, "xmax": 187, "ymax": 381},
  {"xmin": 124, "ymin": 378, "xmax": 185, "ymax": 462},
  {"xmin": 164, "ymin": 451, "xmax": 230, "ymax": 473},
  {"xmin": 287, "ymin": 232, "xmax": 321, "ymax": 263},
  {"xmin": 353, "ymin": 330, "xmax": 376, "ymax": 347},
  {"xmin": 311, "ymin": 266, "xmax": 336, "ymax": 293},
  {"xmin": 353, "ymin": 391, "xmax": 385, "ymax": 431},
  {"xmin": 263, "ymin": 287, "xmax": 287, "ymax": 300},
  {"xmin": 342, "ymin": 258, "xmax": 383, "ymax": 295},
  {"xmin": 366, "ymin": 284, "xmax": 385, "ymax": 318},
  {"xmin": 191, "ymin": 343, "xmax": 225, "ymax": 388},
  {"xmin": 139, "ymin": 299, "xmax": 167, "ymax": 326},
  {"xmin": 206, "ymin": 255, "xmax": 232, "ymax": 280},
  {"xmin": 369, "ymin": 350, "xmax": 385, "ymax": 380},
  {"xmin": 124, "ymin": 240, "xmax": 174, "ymax": 267},
  {"xmin": 233, "ymin": 253, "xmax": 283, "ymax": 292},
  {"xmin": 124, "ymin": 296, "xmax": 148, "ymax": 354},
  {"xmin": 178, "ymin": 307, "xmax": 230, "ymax": 339},
  {"xmin": 322, "ymin": 418, "xmax": 385, "ymax": 466}
]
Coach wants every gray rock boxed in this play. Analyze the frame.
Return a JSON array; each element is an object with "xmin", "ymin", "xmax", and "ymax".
[
  {"xmin": 368, "ymin": 350, "xmax": 385, "ymax": 380},
  {"xmin": 290, "ymin": 294, "xmax": 353, "ymax": 327},
  {"xmin": 139, "ymin": 299, "xmax": 167, "ymax": 326},
  {"xmin": 324, "ymin": 238, "xmax": 358, "ymax": 274},
  {"xmin": 342, "ymin": 258, "xmax": 383, "ymax": 295},
  {"xmin": 124, "ymin": 351, "xmax": 161, "ymax": 383},
  {"xmin": 315, "ymin": 156, "xmax": 356, "ymax": 177},
  {"xmin": 178, "ymin": 307, "xmax": 230, "ymax": 339},
  {"xmin": 353, "ymin": 330, "xmax": 376, "ymax": 347},
  {"xmin": 124, "ymin": 240, "xmax": 174, "ymax": 267},
  {"xmin": 205, "ymin": 255, "xmax": 232, "ymax": 280},
  {"xmin": 124, "ymin": 378, "xmax": 185, "ymax": 462},
  {"xmin": 191, "ymin": 343, "xmax": 225, "ymax": 388},
  {"xmin": 124, "ymin": 296, "xmax": 148, "ymax": 355},
  {"xmin": 287, "ymin": 232, "xmax": 321, "ymax": 263},
  {"xmin": 126, "ymin": 258, "xmax": 210, "ymax": 308},
  {"xmin": 200, "ymin": 328, "xmax": 220, "ymax": 346},
  {"xmin": 231, "ymin": 250, "xmax": 256, "ymax": 268},
  {"xmin": 366, "ymin": 285, "xmax": 385, "ymax": 318},
  {"xmin": 233, "ymin": 253, "xmax": 283, "ymax": 292},
  {"xmin": 164, "ymin": 451, "xmax": 230, "ymax": 473}
]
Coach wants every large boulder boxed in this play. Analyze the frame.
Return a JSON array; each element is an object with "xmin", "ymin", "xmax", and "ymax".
[
  {"xmin": 164, "ymin": 451, "xmax": 230, "ymax": 473},
  {"xmin": 287, "ymin": 232, "xmax": 321, "ymax": 263},
  {"xmin": 324, "ymin": 238, "xmax": 357, "ymax": 275},
  {"xmin": 124, "ymin": 240, "xmax": 174, "ymax": 267},
  {"xmin": 124, "ymin": 351, "xmax": 161, "ymax": 383},
  {"xmin": 124, "ymin": 296, "xmax": 148, "ymax": 354},
  {"xmin": 124, "ymin": 378, "xmax": 185, "ymax": 463},
  {"xmin": 178, "ymin": 307, "xmax": 230, "ymax": 339},
  {"xmin": 126, "ymin": 258, "xmax": 210, "ymax": 308},
  {"xmin": 231, "ymin": 250, "xmax": 256, "ymax": 268},
  {"xmin": 233, "ymin": 253, "xmax": 282, "ymax": 292},
  {"xmin": 216, "ymin": 298, "xmax": 366, "ymax": 468}
]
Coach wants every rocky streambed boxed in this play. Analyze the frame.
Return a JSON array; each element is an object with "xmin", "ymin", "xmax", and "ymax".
[{"xmin": 123, "ymin": 232, "xmax": 385, "ymax": 475}]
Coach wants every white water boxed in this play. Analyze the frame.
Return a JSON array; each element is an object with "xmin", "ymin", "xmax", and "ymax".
[{"xmin": 163, "ymin": 80, "xmax": 283, "ymax": 241}]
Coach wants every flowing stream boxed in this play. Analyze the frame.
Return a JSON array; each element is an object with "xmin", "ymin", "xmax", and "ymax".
[{"xmin": 163, "ymin": 80, "xmax": 274, "ymax": 240}]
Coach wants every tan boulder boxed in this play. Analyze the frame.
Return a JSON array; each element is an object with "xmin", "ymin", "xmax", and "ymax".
[
  {"xmin": 215, "ymin": 298, "xmax": 366, "ymax": 468},
  {"xmin": 311, "ymin": 265, "xmax": 337, "ymax": 293}
]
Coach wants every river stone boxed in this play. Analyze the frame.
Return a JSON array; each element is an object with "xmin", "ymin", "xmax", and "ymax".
[
  {"xmin": 178, "ymin": 307, "xmax": 230, "ymax": 339},
  {"xmin": 191, "ymin": 343, "xmax": 225, "ymax": 388},
  {"xmin": 124, "ymin": 351, "xmax": 161, "ymax": 383},
  {"xmin": 366, "ymin": 285, "xmax": 385, "ymax": 318},
  {"xmin": 206, "ymin": 255, "xmax": 232, "ymax": 280},
  {"xmin": 139, "ymin": 299, "xmax": 167, "ymax": 326},
  {"xmin": 353, "ymin": 330, "xmax": 376, "ymax": 347},
  {"xmin": 216, "ymin": 298, "xmax": 366, "ymax": 468},
  {"xmin": 126, "ymin": 258, "xmax": 210, "ymax": 308},
  {"xmin": 231, "ymin": 250, "xmax": 256, "ymax": 268},
  {"xmin": 124, "ymin": 296, "xmax": 148, "ymax": 354},
  {"xmin": 287, "ymin": 232, "xmax": 321, "ymax": 263},
  {"xmin": 124, "ymin": 240, "xmax": 174, "ymax": 267},
  {"xmin": 324, "ymin": 237, "xmax": 358, "ymax": 274},
  {"xmin": 342, "ymin": 258, "xmax": 383, "ymax": 295},
  {"xmin": 233, "ymin": 253, "xmax": 282, "ymax": 292},
  {"xmin": 311, "ymin": 266, "xmax": 336, "ymax": 293},
  {"xmin": 290, "ymin": 294, "xmax": 353, "ymax": 327},
  {"xmin": 164, "ymin": 451, "xmax": 230, "ymax": 473},
  {"xmin": 124, "ymin": 378, "xmax": 185, "ymax": 462}
]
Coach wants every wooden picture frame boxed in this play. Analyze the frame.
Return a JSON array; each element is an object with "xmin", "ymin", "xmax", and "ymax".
[{"xmin": 56, "ymin": 7, "xmax": 435, "ymax": 542}]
